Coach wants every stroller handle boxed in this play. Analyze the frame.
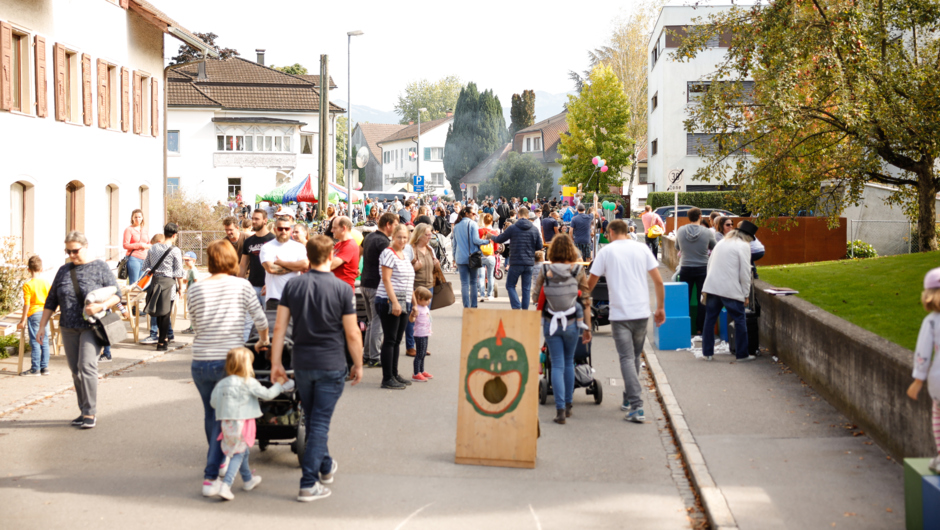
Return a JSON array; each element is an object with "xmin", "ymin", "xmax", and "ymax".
[{"xmin": 255, "ymin": 370, "xmax": 295, "ymax": 376}]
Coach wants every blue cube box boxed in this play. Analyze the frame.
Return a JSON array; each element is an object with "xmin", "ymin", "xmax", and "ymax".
[
  {"xmin": 663, "ymin": 282, "xmax": 689, "ymax": 318},
  {"xmin": 925, "ymin": 476, "xmax": 940, "ymax": 530},
  {"xmin": 654, "ymin": 316, "xmax": 692, "ymax": 350}
]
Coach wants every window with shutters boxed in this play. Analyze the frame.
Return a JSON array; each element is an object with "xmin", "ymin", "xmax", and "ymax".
[
  {"xmin": 651, "ymin": 139, "xmax": 658, "ymax": 156},
  {"xmin": 430, "ymin": 173, "xmax": 445, "ymax": 186},
  {"xmin": 97, "ymin": 61, "xmax": 119, "ymax": 129},
  {"xmin": 430, "ymin": 147, "xmax": 443, "ymax": 160},
  {"xmin": 167, "ymin": 131, "xmax": 180, "ymax": 153},
  {"xmin": 5, "ymin": 27, "xmax": 32, "ymax": 114},
  {"xmin": 61, "ymin": 49, "xmax": 80, "ymax": 123},
  {"xmin": 137, "ymin": 74, "xmax": 150, "ymax": 135},
  {"xmin": 167, "ymin": 177, "xmax": 180, "ymax": 195},
  {"xmin": 687, "ymin": 133, "xmax": 718, "ymax": 156},
  {"xmin": 687, "ymin": 81, "xmax": 709, "ymax": 103}
]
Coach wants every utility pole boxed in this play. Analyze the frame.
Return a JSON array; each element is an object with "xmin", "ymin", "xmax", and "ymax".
[{"xmin": 318, "ymin": 54, "xmax": 329, "ymax": 221}]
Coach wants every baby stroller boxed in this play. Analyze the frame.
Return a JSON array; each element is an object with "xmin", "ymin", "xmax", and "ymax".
[
  {"xmin": 430, "ymin": 233, "xmax": 455, "ymax": 273},
  {"xmin": 246, "ymin": 310, "xmax": 306, "ymax": 465},
  {"xmin": 538, "ymin": 338, "xmax": 603, "ymax": 405}
]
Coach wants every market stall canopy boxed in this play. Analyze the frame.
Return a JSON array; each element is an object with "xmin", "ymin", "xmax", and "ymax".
[
  {"xmin": 283, "ymin": 174, "xmax": 319, "ymax": 204},
  {"xmin": 328, "ymin": 181, "xmax": 362, "ymax": 203}
]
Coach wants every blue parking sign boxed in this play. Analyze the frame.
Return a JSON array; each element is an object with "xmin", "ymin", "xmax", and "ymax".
[{"xmin": 413, "ymin": 175, "xmax": 425, "ymax": 186}]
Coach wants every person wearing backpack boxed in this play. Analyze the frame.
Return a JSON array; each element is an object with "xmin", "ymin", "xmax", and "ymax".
[{"xmin": 532, "ymin": 235, "xmax": 592, "ymax": 425}]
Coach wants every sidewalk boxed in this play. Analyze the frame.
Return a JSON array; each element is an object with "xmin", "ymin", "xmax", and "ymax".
[
  {"xmin": 0, "ymin": 316, "xmax": 195, "ymax": 416},
  {"xmin": 646, "ymin": 263, "xmax": 904, "ymax": 529}
]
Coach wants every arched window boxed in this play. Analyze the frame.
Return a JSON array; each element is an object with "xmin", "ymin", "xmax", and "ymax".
[
  {"xmin": 65, "ymin": 180, "xmax": 85, "ymax": 234},
  {"xmin": 106, "ymin": 185, "xmax": 119, "ymax": 260},
  {"xmin": 10, "ymin": 181, "xmax": 35, "ymax": 258}
]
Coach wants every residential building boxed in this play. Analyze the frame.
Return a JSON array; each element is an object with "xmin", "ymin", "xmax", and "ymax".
[
  {"xmin": 647, "ymin": 3, "xmax": 742, "ymax": 194},
  {"xmin": 460, "ymin": 144, "xmax": 513, "ymax": 200},
  {"xmin": 377, "ymin": 116, "xmax": 453, "ymax": 195},
  {"xmin": 350, "ymin": 122, "xmax": 406, "ymax": 192},
  {"xmin": 166, "ymin": 52, "xmax": 344, "ymax": 205},
  {"xmin": 511, "ymin": 110, "xmax": 568, "ymax": 197},
  {"xmin": 0, "ymin": 0, "xmax": 211, "ymax": 267},
  {"xmin": 619, "ymin": 145, "xmax": 649, "ymax": 211}
]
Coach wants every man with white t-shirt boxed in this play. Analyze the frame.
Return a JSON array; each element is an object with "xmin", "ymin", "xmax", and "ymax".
[
  {"xmin": 587, "ymin": 219, "xmax": 665, "ymax": 424},
  {"xmin": 260, "ymin": 217, "xmax": 310, "ymax": 310}
]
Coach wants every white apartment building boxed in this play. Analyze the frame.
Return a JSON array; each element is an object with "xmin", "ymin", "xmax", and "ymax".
[
  {"xmin": 647, "ymin": 2, "xmax": 744, "ymax": 194},
  {"xmin": 377, "ymin": 116, "xmax": 453, "ymax": 195},
  {"xmin": 167, "ymin": 53, "xmax": 343, "ymax": 205},
  {"xmin": 0, "ymin": 0, "xmax": 210, "ymax": 268}
]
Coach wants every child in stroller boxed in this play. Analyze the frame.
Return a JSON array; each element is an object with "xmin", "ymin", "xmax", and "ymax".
[{"xmin": 539, "ymin": 339, "xmax": 603, "ymax": 406}]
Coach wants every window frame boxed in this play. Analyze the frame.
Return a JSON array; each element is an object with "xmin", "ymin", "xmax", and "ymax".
[
  {"xmin": 64, "ymin": 49, "xmax": 79, "ymax": 123},
  {"xmin": 167, "ymin": 130, "xmax": 180, "ymax": 154},
  {"xmin": 138, "ymin": 73, "xmax": 150, "ymax": 136},
  {"xmin": 651, "ymin": 92, "xmax": 658, "ymax": 112},
  {"xmin": 651, "ymin": 139, "xmax": 658, "ymax": 156},
  {"xmin": 227, "ymin": 178, "xmax": 241, "ymax": 199},
  {"xmin": 167, "ymin": 177, "xmax": 180, "ymax": 195},
  {"xmin": 9, "ymin": 27, "xmax": 31, "ymax": 115}
]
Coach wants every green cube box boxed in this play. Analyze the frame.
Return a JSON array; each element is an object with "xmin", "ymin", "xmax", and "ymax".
[{"xmin": 906, "ymin": 458, "xmax": 937, "ymax": 530}]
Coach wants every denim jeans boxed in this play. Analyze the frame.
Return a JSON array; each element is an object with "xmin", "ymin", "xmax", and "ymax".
[
  {"xmin": 702, "ymin": 295, "xmax": 749, "ymax": 359},
  {"xmin": 478, "ymin": 255, "xmax": 496, "ymax": 298},
  {"xmin": 413, "ymin": 336, "xmax": 429, "ymax": 375},
  {"xmin": 544, "ymin": 319, "xmax": 578, "ymax": 410},
  {"xmin": 611, "ymin": 319, "xmax": 647, "ymax": 409},
  {"xmin": 645, "ymin": 236, "xmax": 659, "ymax": 259},
  {"xmin": 295, "ymin": 368, "xmax": 346, "ymax": 489},
  {"xmin": 223, "ymin": 449, "xmax": 253, "ymax": 486},
  {"xmin": 505, "ymin": 265, "xmax": 532, "ymax": 310},
  {"xmin": 26, "ymin": 313, "xmax": 50, "ymax": 371},
  {"xmin": 191, "ymin": 360, "xmax": 227, "ymax": 480},
  {"xmin": 375, "ymin": 296, "xmax": 410, "ymax": 382},
  {"xmin": 126, "ymin": 256, "xmax": 144, "ymax": 286},
  {"xmin": 360, "ymin": 286, "xmax": 383, "ymax": 362},
  {"xmin": 405, "ymin": 296, "xmax": 431, "ymax": 351},
  {"xmin": 457, "ymin": 264, "xmax": 480, "ymax": 308},
  {"xmin": 679, "ymin": 265, "xmax": 708, "ymax": 335}
]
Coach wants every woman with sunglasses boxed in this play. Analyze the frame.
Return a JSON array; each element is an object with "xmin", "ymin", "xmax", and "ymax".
[
  {"xmin": 37, "ymin": 232, "xmax": 121, "ymax": 429},
  {"xmin": 714, "ymin": 217, "xmax": 735, "ymax": 243}
]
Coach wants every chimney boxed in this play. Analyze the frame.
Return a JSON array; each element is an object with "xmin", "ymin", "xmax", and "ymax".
[
  {"xmin": 256, "ymin": 49, "xmax": 266, "ymax": 66},
  {"xmin": 197, "ymin": 60, "xmax": 208, "ymax": 81},
  {"xmin": 446, "ymin": 108, "xmax": 454, "ymax": 117}
]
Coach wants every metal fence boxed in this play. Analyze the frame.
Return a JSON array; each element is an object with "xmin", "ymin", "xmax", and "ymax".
[
  {"xmin": 178, "ymin": 231, "xmax": 227, "ymax": 266},
  {"xmin": 848, "ymin": 220, "xmax": 912, "ymax": 257}
]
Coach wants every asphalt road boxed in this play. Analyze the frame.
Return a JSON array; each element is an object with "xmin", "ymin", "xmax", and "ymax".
[{"xmin": 0, "ymin": 286, "xmax": 692, "ymax": 529}]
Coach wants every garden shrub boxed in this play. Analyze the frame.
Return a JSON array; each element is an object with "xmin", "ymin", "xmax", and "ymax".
[
  {"xmin": 0, "ymin": 237, "xmax": 29, "ymax": 317},
  {"xmin": 847, "ymin": 240, "xmax": 878, "ymax": 259}
]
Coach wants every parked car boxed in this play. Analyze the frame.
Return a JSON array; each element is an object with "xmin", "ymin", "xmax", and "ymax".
[{"xmin": 654, "ymin": 205, "xmax": 735, "ymax": 218}]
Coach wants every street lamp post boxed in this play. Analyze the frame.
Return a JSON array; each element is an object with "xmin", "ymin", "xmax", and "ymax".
[
  {"xmin": 417, "ymin": 107, "xmax": 426, "ymax": 195},
  {"xmin": 347, "ymin": 30, "xmax": 363, "ymax": 215}
]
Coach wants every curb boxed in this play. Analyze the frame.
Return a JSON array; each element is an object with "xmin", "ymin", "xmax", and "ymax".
[
  {"xmin": 0, "ymin": 342, "xmax": 189, "ymax": 419},
  {"xmin": 644, "ymin": 338, "xmax": 739, "ymax": 530}
]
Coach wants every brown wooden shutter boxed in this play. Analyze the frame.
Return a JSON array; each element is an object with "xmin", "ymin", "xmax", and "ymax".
[
  {"xmin": 96, "ymin": 59, "xmax": 108, "ymax": 128},
  {"xmin": 34, "ymin": 35, "xmax": 46, "ymax": 117},
  {"xmin": 0, "ymin": 22, "xmax": 12, "ymax": 112},
  {"xmin": 132, "ymin": 70, "xmax": 141, "ymax": 134},
  {"xmin": 53, "ymin": 43, "xmax": 66, "ymax": 121},
  {"xmin": 81, "ymin": 53, "xmax": 91, "ymax": 126},
  {"xmin": 119, "ymin": 0, "xmax": 129, "ymax": 8},
  {"xmin": 150, "ymin": 78, "xmax": 158, "ymax": 137},
  {"xmin": 120, "ymin": 66, "xmax": 129, "ymax": 131}
]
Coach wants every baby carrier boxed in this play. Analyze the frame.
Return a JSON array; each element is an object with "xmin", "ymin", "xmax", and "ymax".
[{"xmin": 541, "ymin": 263, "xmax": 584, "ymax": 336}]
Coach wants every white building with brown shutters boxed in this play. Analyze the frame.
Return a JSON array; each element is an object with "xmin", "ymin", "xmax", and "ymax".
[
  {"xmin": 0, "ymin": 0, "xmax": 212, "ymax": 269},
  {"xmin": 166, "ymin": 53, "xmax": 344, "ymax": 205},
  {"xmin": 376, "ymin": 116, "xmax": 453, "ymax": 195}
]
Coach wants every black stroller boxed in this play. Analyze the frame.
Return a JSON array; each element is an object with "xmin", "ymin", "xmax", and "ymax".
[
  {"xmin": 247, "ymin": 310, "xmax": 306, "ymax": 465},
  {"xmin": 588, "ymin": 274, "xmax": 611, "ymax": 332},
  {"xmin": 538, "ymin": 338, "xmax": 603, "ymax": 405}
]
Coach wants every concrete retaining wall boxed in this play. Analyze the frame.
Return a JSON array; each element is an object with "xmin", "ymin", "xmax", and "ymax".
[{"xmin": 755, "ymin": 280, "xmax": 935, "ymax": 461}]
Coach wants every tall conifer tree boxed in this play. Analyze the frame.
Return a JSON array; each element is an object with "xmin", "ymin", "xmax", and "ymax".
[{"xmin": 444, "ymin": 82, "xmax": 509, "ymax": 198}]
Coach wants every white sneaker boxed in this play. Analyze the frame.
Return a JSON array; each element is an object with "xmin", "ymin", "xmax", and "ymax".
[
  {"xmin": 139, "ymin": 336, "xmax": 158, "ymax": 345},
  {"xmin": 487, "ymin": 296, "xmax": 495, "ymax": 301},
  {"xmin": 736, "ymin": 355, "xmax": 757, "ymax": 362},
  {"xmin": 243, "ymin": 475, "xmax": 262, "ymax": 491},
  {"xmin": 319, "ymin": 460, "xmax": 338, "ymax": 484},
  {"xmin": 201, "ymin": 478, "xmax": 222, "ymax": 497},
  {"xmin": 298, "ymin": 483, "xmax": 332, "ymax": 502},
  {"xmin": 218, "ymin": 482, "xmax": 234, "ymax": 500}
]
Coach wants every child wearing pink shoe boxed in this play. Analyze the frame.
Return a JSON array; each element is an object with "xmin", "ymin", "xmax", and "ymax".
[
  {"xmin": 409, "ymin": 287, "xmax": 434, "ymax": 382},
  {"xmin": 210, "ymin": 347, "xmax": 287, "ymax": 500}
]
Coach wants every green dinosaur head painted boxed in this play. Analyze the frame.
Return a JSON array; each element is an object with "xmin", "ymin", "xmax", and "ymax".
[{"xmin": 465, "ymin": 320, "xmax": 529, "ymax": 418}]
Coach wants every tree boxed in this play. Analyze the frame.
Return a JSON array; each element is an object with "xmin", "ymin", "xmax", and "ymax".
[
  {"xmin": 272, "ymin": 63, "xmax": 308, "ymax": 75},
  {"xmin": 169, "ymin": 32, "xmax": 240, "ymax": 65},
  {"xmin": 479, "ymin": 152, "xmax": 554, "ymax": 200},
  {"xmin": 569, "ymin": 0, "xmax": 663, "ymax": 199},
  {"xmin": 394, "ymin": 76, "xmax": 462, "ymax": 124},
  {"xmin": 509, "ymin": 90, "xmax": 536, "ymax": 136},
  {"xmin": 675, "ymin": 0, "xmax": 940, "ymax": 251},
  {"xmin": 336, "ymin": 116, "xmax": 349, "ymax": 186},
  {"xmin": 444, "ymin": 83, "xmax": 511, "ymax": 199},
  {"xmin": 558, "ymin": 65, "xmax": 633, "ymax": 193}
]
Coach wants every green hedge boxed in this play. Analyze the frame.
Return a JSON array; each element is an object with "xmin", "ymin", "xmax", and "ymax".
[{"xmin": 647, "ymin": 191, "xmax": 746, "ymax": 214}]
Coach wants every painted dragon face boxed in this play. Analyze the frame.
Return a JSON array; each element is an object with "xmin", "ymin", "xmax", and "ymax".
[{"xmin": 465, "ymin": 320, "xmax": 529, "ymax": 419}]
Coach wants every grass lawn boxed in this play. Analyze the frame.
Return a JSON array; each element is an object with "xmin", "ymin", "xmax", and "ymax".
[{"xmin": 758, "ymin": 252, "xmax": 940, "ymax": 350}]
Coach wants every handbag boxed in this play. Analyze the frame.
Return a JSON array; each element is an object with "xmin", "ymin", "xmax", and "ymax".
[
  {"xmin": 136, "ymin": 247, "xmax": 174, "ymax": 291},
  {"xmin": 431, "ymin": 280, "xmax": 456, "ymax": 310},
  {"xmin": 116, "ymin": 252, "xmax": 130, "ymax": 280},
  {"xmin": 647, "ymin": 224, "xmax": 664, "ymax": 239},
  {"xmin": 467, "ymin": 222, "xmax": 483, "ymax": 269},
  {"xmin": 69, "ymin": 267, "xmax": 126, "ymax": 347}
]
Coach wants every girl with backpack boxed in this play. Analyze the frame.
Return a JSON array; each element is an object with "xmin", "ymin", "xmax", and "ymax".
[
  {"xmin": 477, "ymin": 213, "xmax": 499, "ymax": 302},
  {"xmin": 532, "ymin": 235, "xmax": 592, "ymax": 425}
]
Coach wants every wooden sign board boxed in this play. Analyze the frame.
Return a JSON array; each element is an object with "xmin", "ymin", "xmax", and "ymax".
[{"xmin": 455, "ymin": 308, "xmax": 540, "ymax": 469}]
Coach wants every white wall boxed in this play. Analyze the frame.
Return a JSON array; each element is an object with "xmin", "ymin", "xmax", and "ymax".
[
  {"xmin": 647, "ymin": 4, "xmax": 739, "ymax": 194},
  {"xmin": 0, "ymin": 0, "xmax": 165, "ymax": 272},
  {"xmin": 379, "ymin": 120, "xmax": 453, "ymax": 195}
]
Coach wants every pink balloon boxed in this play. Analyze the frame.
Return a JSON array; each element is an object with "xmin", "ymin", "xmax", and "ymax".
[
  {"xmin": 592, "ymin": 156, "xmax": 600, "ymax": 166},
  {"xmin": 601, "ymin": 165, "xmax": 609, "ymax": 172}
]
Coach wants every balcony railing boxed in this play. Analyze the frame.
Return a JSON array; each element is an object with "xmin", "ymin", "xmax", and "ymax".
[{"xmin": 213, "ymin": 152, "xmax": 298, "ymax": 168}]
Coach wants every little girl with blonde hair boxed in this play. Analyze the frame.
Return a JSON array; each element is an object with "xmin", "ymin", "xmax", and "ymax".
[
  {"xmin": 908, "ymin": 267, "xmax": 940, "ymax": 473},
  {"xmin": 210, "ymin": 347, "xmax": 288, "ymax": 500}
]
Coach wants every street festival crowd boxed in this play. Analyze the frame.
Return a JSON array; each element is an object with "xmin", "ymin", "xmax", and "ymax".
[{"xmin": 26, "ymin": 192, "xmax": 940, "ymax": 502}]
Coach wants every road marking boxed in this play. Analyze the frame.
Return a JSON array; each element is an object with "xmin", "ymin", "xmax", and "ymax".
[
  {"xmin": 395, "ymin": 503, "xmax": 433, "ymax": 530},
  {"xmin": 528, "ymin": 504, "xmax": 542, "ymax": 530}
]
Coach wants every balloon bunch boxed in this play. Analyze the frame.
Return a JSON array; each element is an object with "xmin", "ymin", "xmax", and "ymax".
[
  {"xmin": 591, "ymin": 156, "xmax": 609, "ymax": 173},
  {"xmin": 601, "ymin": 201, "xmax": 617, "ymax": 211}
]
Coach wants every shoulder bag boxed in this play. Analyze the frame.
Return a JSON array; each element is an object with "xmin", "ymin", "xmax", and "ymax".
[
  {"xmin": 136, "ymin": 247, "xmax": 174, "ymax": 291},
  {"xmin": 467, "ymin": 222, "xmax": 483, "ymax": 269},
  {"xmin": 116, "ymin": 251, "xmax": 130, "ymax": 280},
  {"xmin": 431, "ymin": 267, "xmax": 456, "ymax": 310},
  {"xmin": 70, "ymin": 267, "xmax": 126, "ymax": 346}
]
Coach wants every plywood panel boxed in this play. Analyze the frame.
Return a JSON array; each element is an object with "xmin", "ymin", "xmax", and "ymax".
[{"xmin": 455, "ymin": 308, "xmax": 540, "ymax": 469}]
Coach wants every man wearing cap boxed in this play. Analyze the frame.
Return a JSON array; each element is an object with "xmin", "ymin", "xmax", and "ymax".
[{"xmin": 700, "ymin": 220, "xmax": 759, "ymax": 362}]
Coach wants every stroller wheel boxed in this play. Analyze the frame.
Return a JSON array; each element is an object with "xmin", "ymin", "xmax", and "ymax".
[
  {"xmin": 539, "ymin": 378, "xmax": 548, "ymax": 405},
  {"xmin": 259, "ymin": 439, "xmax": 269, "ymax": 452},
  {"xmin": 592, "ymin": 379, "xmax": 603, "ymax": 405},
  {"xmin": 292, "ymin": 421, "xmax": 307, "ymax": 465}
]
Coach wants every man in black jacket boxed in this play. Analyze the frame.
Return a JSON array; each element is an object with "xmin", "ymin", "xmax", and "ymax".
[
  {"xmin": 359, "ymin": 213, "xmax": 399, "ymax": 367},
  {"xmin": 495, "ymin": 198, "xmax": 511, "ymax": 227},
  {"xmin": 488, "ymin": 207, "xmax": 542, "ymax": 310}
]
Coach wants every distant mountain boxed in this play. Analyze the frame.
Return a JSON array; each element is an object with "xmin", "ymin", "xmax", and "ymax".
[
  {"xmin": 336, "ymin": 100, "xmax": 401, "ymax": 125},
  {"xmin": 500, "ymin": 90, "xmax": 575, "ymax": 129}
]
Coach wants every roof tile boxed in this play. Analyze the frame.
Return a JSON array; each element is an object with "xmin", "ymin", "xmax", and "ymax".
[
  {"xmin": 377, "ymin": 116, "xmax": 452, "ymax": 145},
  {"xmin": 356, "ymin": 123, "xmax": 407, "ymax": 163}
]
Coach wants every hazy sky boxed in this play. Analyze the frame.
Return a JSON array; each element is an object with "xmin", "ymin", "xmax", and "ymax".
[{"xmin": 157, "ymin": 0, "xmax": 643, "ymax": 112}]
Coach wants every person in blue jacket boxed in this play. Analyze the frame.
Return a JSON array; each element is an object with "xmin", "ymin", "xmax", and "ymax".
[
  {"xmin": 488, "ymin": 207, "xmax": 543, "ymax": 310},
  {"xmin": 452, "ymin": 207, "xmax": 490, "ymax": 308}
]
